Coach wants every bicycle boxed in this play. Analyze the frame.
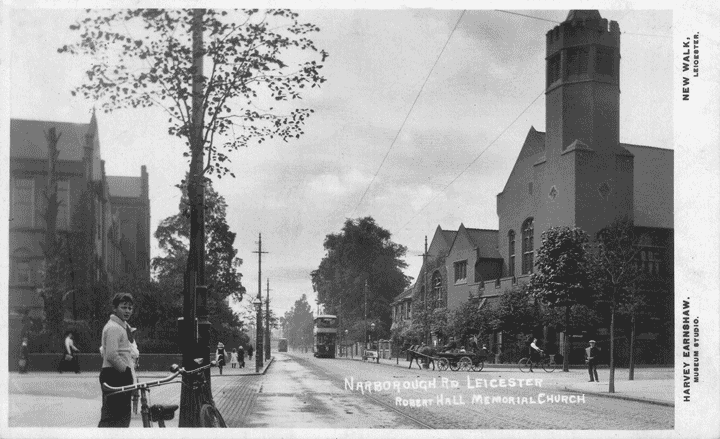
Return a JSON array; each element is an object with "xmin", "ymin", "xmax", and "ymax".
[
  {"xmin": 102, "ymin": 358, "xmax": 227, "ymax": 427},
  {"xmin": 518, "ymin": 351, "xmax": 557, "ymax": 373}
]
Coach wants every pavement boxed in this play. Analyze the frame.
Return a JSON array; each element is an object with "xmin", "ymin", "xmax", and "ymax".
[
  {"xmin": 343, "ymin": 353, "xmax": 675, "ymax": 407},
  {"xmin": 6, "ymin": 352, "xmax": 674, "ymax": 430},
  {"xmin": 6, "ymin": 357, "xmax": 274, "ymax": 428}
]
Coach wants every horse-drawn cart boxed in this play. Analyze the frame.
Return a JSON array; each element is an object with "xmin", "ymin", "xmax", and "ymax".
[
  {"xmin": 436, "ymin": 352, "xmax": 486, "ymax": 372},
  {"xmin": 406, "ymin": 346, "xmax": 487, "ymax": 372}
]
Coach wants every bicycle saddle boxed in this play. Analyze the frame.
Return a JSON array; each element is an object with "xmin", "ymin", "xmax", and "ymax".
[{"xmin": 150, "ymin": 404, "xmax": 179, "ymax": 421}]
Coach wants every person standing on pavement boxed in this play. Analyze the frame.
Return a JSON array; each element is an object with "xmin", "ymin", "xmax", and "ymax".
[
  {"xmin": 585, "ymin": 340, "xmax": 601, "ymax": 382},
  {"xmin": 19, "ymin": 337, "xmax": 29, "ymax": 373},
  {"xmin": 98, "ymin": 293, "xmax": 136, "ymax": 428},
  {"xmin": 238, "ymin": 345, "xmax": 245, "ymax": 369},
  {"xmin": 215, "ymin": 343, "xmax": 227, "ymax": 375},
  {"xmin": 230, "ymin": 348, "xmax": 238, "ymax": 369},
  {"xmin": 58, "ymin": 331, "xmax": 81, "ymax": 373},
  {"xmin": 247, "ymin": 344, "xmax": 254, "ymax": 361}
]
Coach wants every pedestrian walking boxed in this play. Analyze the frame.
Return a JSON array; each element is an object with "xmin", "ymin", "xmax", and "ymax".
[
  {"xmin": 97, "ymin": 292, "xmax": 136, "ymax": 428},
  {"xmin": 585, "ymin": 340, "xmax": 601, "ymax": 382},
  {"xmin": 238, "ymin": 345, "xmax": 245, "ymax": 368},
  {"xmin": 19, "ymin": 337, "xmax": 29, "ymax": 373},
  {"xmin": 58, "ymin": 331, "xmax": 81, "ymax": 373},
  {"xmin": 230, "ymin": 348, "xmax": 238, "ymax": 369},
  {"xmin": 215, "ymin": 342, "xmax": 227, "ymax": 375}
]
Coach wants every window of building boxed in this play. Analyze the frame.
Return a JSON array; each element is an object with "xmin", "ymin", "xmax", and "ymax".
[
  {"xmin": 596, "ymin": 47, "xmax": 615, "ymax": 76},
  {"xmin": 522, "ymin": 218, "xmax": 534, "ymax": 274},
  {"xmin": 566, "ymin": 47, "xmax": 589, "ymax": 77},
  {"xmin": 12, "ymin": 248, "xmax": 33, "ymax": 285},
  {"xmin": 12, "ymin": 178, "xmax": 35, "ymax": 227},
  {"xmin": 56, "ymin": 180, "xmax": 70, "ymax": 229},
  {"xmin": 639, "ymin": 249, "xmax": 662, "ymax": 276},
  {"xmin": 547, "ymin": 54, "xmax": 561, "ymax": 86},
  {"xmin": 454, "ymin": 260, "xmax": 467, "ymax": 283},
  {"xmin": 432, "ymin": 271, "xmax": 442, "ymax": 306},
  {"xmin": 508, "ymin": 230, "xmax": 516, "ymax": 278}
]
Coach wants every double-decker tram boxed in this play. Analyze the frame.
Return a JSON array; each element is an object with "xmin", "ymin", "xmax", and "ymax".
[{"xmin": 313, "ymin": 315, "xmax": 338, "ymax": 358}]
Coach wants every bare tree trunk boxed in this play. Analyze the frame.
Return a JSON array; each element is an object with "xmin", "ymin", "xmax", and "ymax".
[
  {"xmin": 629, "ymin": 313, "xmax": 636, "ymax": 380},
  {"xmin": 40, "ymin": 128, "xmax": 65, "ymax": 336},
  {"xmin": 562, "ymin": 305, "xmax": 570, "ymax": 372},
  {"xmin": 609, "ymin": 297, "xmax": 616, "ymax": 393}
]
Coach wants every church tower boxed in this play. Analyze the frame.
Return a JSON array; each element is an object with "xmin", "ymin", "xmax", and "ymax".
[{"xmin": 537, "ymin": 10, "xmax": 634, "ymax": 239}]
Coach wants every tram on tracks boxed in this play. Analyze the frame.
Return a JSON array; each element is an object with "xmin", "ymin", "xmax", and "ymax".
[{"xmin": 313, "ymin": 314, "xmax": 338, "ymax": 358}]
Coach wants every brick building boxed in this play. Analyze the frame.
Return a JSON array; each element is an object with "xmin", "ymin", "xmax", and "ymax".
[
  {"xmin": 8, "ymin": 112, "xmax": 150, "ymax": 350},
  {"xmin": 398, "ymin": 11, "xmax": 673, "ymax": 363}
]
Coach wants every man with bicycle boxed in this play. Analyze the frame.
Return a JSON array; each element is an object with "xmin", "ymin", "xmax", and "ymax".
[
  {"xmin": 528, "ymin": 338, "xmax": 543, "ymax": 373},
  {"xmin": 98, "ymin": 293, "xmax": 136, "ymax": 428}
]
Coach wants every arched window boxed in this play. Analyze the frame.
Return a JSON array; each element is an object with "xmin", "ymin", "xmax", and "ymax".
[
  {"xmin": 522, "ymin": 218, "xmax": 534, "ymax": 274},
  {"xmin": 432, "ymin": 271, "xmax": 442, "ymax": 307},
  {"xmin": 508, "ymin": 230, "xmax": 516, "ymax": 278}
]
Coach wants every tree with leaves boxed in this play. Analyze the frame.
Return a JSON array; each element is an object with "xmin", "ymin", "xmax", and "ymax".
[
  {"xmin": 593, "ymin": 217, "xmax": 645, "ymax": 392},
  {"xmin": 283, "ymin": 294, "xmax": 314, "ymax": 350},
  {"xmin": 311, "ymin": 217, "xmax": 410, "ymax": 332},
  {"xmin": 60, "ymin": 9, "xmax": 326, "ymax": 422},
  {"xmin": 153, "ymin": 180, "xmax": 246, "ymax": 346},
  {"xmin": 529, "ymin": 226, "xmax": 593, "ymax": 372}
]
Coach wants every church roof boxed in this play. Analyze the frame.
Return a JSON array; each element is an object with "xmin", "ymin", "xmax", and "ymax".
[
  {"xmin": 107, "ymin": 176, "xmax": 143, "ymax": 198},
  {"xmin": 565, "ymin": 10, "xmax": 602, "ymax": 22},
  {"xmin": 11, "ymin": 118, "xmax": 90, "ymax": 161},
  {"xmin": 465, "ymin": 228, "xmax": 503, "ymax": 259}
]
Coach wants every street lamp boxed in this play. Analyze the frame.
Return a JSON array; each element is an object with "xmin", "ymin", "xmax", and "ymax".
[
  {"xmin": 344, "ymin": 329, "xmax": 349, "ymax": 357},
  {"xmin": 253, "ymin": 296, "xmax": 263, "ymax": 372},
  {"xmin": 370, "ymin": 322, "xmax": 376, "ymax": 348}
]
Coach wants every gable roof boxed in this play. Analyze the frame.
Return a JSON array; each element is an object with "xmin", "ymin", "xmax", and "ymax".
[
  {"xmin": 447, "ymin": 224, "xmax": 502, "ymax": 260},
  {"xmin": 107, "ymin": 176, "xmax": 143, "ymax": 198},
  {"xmin": 392, "ymin": 287, "xmax": 414, "ymax": 303},
  {"xmin": 11, "ymin": 118, "xmax": 90, "ymax": 161},
  {"xmin": 499, "ymin": 127, "xmax": 546, "ymax": 195}
]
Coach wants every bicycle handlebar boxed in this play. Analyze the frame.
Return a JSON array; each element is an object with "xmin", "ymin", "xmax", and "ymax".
[{"xmin": 102, "ymin": 360, "xmax": 219, "ymax": 394}]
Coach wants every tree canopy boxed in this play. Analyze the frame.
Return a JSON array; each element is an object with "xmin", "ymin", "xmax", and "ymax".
[
  {"xmin": 283, "ymin": 294, "xmax": 314, "ymax": 349},
  {"xmin": 59, "ymin": 9, "xmax": 328, "ymax": 178},
  {"xmin": 311, "ymin": 217, "xmax": 410, "ymax": 331}
]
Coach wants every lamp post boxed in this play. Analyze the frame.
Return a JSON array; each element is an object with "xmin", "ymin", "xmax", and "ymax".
[
  {"xmin": 253, "ymin": 296, "xmax": 262, "ymax": 372},
  {"xmin": 344, "ymin": 329, "xmax": 348, "ymax": 357}
]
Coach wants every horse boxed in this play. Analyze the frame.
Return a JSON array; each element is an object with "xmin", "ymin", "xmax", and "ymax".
[{"xmin": 407, "ymin": 345, "xmax": 436, "ymax": 370}]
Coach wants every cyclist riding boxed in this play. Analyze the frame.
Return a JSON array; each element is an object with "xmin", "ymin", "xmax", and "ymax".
[{"xmin": 528, "ymin": 338, "xmax": 543, "ymax": 373}]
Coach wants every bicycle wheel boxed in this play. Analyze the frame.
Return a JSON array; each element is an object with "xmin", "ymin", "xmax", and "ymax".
[
  {"xmin": 472, "ymin": 360, "xmax": 484, "ymax": 372},
  {"xmin": 542, "ymin": 357, "xmax": 557, "ymax": 373},
  {"xmin": 199, "ymin": 404, "xmax": 227, "ymax": 428},
  {"xmin": 518, "ymin": 358, "xmax": 530, "ymax": 373},
  {"xmin": 458, "ymin": 357, "xmax": 473, "ymax": 372},
  {"xmin": 141, "ymin": 408, "xmax": 153, "ymax": 428},
  {"xmin": 437, "ymin": 357, "xmax": 449, "ymax": 371}
]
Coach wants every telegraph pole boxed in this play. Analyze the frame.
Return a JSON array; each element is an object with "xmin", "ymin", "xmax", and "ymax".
[
  {"xmin": 265, "ymin": 278, "xmax": 271, "ymax": 361},
  {"xmin": 252, "ymin": 234, "xmax": 268, "ymax": 372},
  {"xmin": 179, "ymin": 8, "xmax": 210, "ymax": 427},
  {"xmin": 422, "ymin": 236, "xmax": 429, "ymax": 345}
]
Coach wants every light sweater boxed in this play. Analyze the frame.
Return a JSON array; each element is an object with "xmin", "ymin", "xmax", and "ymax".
[{"xmin": 101, "ymin": 314, "xmax": 133, "ymax": 372}]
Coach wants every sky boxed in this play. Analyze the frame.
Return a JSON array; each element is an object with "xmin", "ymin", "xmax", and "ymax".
[{"xmin": 6, "ymin": 6, "xmax": 674, "ymax": 319}]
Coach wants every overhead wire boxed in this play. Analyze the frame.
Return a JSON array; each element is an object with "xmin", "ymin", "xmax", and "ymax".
[{"xmin": 350, "ymin": 10, "xmax": 467, "ymax": 216}]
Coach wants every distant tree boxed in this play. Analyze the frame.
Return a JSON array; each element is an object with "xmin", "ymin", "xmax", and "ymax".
[
  {"xmin": 284, "ymin": 294, "xmax": 314, "ymax": 349},
  {"xmin": 311, "ymin": 217, "xmax": 410, "ymax": 332},
  {"xmin": 529, "ymin": 226, "xmax": 593, "ymax": 372},
  {"xmin": 593, "ymin": 217, "xmax": 645, "ymax": 392}
]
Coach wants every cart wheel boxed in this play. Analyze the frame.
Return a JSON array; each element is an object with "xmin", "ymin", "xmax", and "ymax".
[
  {"xmin": 437, "ymin": 358, "xmax": 449, "ymax": 371},
  {"xmin": 473, "ymin": 360, "xmax": 484, "ymax": 372},
  {"xmin": 518, "ymin": 358, "xmax": 530, "ymax": 373},
  {"xmin": 449, "ymin": 360, "xmax": 461, "ymax": 371},
  {"xmin": 458, "ymin": 357, "xmax": 472, "ymax": 372}
]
